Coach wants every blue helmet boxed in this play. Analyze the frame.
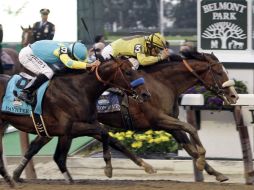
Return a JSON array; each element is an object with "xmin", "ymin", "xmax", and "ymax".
[{"xmin": 68, "ymin": 42, "xmax": 88, "ymax": 61}]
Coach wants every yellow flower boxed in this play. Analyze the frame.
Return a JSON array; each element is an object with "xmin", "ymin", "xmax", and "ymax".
[
  {"xmin": 155, "ymin": 131, "xmax": 164, "ymax": 135},
  {"xmin": 126, "ymin": 130, "xmax": 134, "ymax": 136},
  {"xmin": 154, "ymin": 138, "xmax": 162, "ymax": 144},
  {"xmin": 134, "ymin": 134, "xmax": 146, "ymax": 141},
  {"xmin": 117, "ymin": 136, "xmax": 124, "ymax": 141},
  {"xmin": 145, "ymin": 130, "xmax": 153, "ymax": 135},
  {"xmin": 147, "ymin": 139, "xmax": 154, "ymax": 143},
  {"xmin": 160, "ymin": 136, "xmax": 170, "ymax": 142},
  {"xmin": 146, "ymin": 135, "xmax": 153, "ymax": 140},
  {"xmin": 108, "ymin": 132, "xmax": 115, "ymax": 137},
  {"xmin": 163, "ymin": 132, "xmax": 172, "ymax": 138},
  {"xmin": 125, "ymin": 134, "xmax": 133, "ymax": 138},
  {"xmin": 131, "ymin": 141, "xmax": 143, "ymax": 148},
  {"xmin": 114, "ymin": 132, "xmax": 125, "ymax": 141}
]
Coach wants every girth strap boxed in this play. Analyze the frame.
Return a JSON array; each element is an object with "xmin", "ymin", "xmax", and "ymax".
[{"xmin": 30, "ymin": 112, "xmax": 52, "ymax": 138}]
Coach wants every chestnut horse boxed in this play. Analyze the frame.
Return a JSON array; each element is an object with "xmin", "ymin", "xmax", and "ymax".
[
  {"xmin": 12, "ymin": 52, "xmax": 239, "ymax": 183},
  {"xmin": 21, "ymin": 26, "xmax": 34, "ymax": 47},
  {"xmin": 0, "ymin": 58, "xmax": 152, "ymax": 187}
]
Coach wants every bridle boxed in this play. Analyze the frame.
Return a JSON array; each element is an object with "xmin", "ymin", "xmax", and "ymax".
[
  {"xmin": 93, "ymin": 59, "xmax": 145, "ymax": 99},
  {"xmin": 182, "ymin": 55, "xmax": 233, "ymax": 100}
]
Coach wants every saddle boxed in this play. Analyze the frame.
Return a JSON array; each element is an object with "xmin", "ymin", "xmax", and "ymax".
[{"xmin": 97, "ymin": 88, "xmax": 134, "ymax": 130}]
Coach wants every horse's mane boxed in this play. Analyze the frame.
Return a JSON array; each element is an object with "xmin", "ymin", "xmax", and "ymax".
[{"xmin": 140, "ymin": 51, "xmax": 217, "ymax": 73}]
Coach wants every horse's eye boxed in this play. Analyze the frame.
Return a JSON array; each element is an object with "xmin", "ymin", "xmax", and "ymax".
[{"xmin": 125, "ymin": 70, "xmax": 132, "ymax": 76}]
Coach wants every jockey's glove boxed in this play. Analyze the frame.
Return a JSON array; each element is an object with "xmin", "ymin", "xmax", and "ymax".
[{"xmin": 160, "ymin": 48, "xmax": 170, "ymax": 60}]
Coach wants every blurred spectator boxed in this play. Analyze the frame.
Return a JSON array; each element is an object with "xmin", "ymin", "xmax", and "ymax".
[
  {"xmin": 179, "ymin": 41, "xmax": 197, "ymax": 53},
  {"xmin": 33, "ymin": 9, "xmax": 55, "ymax": 42},
  {"xmin": 94, "ymin": 34, "xmax": 105, "ymax": 43},
  {"xmin": 179, "ymin": 41, "xmax": 197, "ymax": 58},
  {"xmin": 88, "ymin": 42, "xmax": 105, "ymax": 63}
]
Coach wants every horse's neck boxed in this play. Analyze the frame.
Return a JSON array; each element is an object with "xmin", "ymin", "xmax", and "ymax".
[
  {"xmin": 146, "ymin": 61, "xmax": 205, "ymax": 96},
  {"xmin": 51, "ymin": 73, "xmax": 107, "ymax": 105}
]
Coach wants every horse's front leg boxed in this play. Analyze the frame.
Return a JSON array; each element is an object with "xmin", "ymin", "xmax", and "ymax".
[
  {"xmin": 13, "ymin": 135, "xmax": 52, "ymax": 182},
  {"xmin": 157, "ymin": 114, "xmax": 206, "ymax": 171},
  {"xmin": 71, "ymin": 121, "xmax": 112, "ymax": 178},
  {"xmin": 93, "ymin": 134, "xmax": 156, "ymax": 174},
  {"xmin": 170, "ymin": 130, "xmax": 228, "ymax": 182},
  {"xmin": 0, "ymin": 122, "xmax": 15, "ymax": 188},
  {"xmin": 53, "ymin": 136, "xmax": 74, "ymax": 183}
]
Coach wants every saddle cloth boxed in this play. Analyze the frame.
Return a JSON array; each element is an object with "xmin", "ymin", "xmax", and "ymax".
[
  {"xmin": 96, "ymin": 90, "xmax": 121, "ymax": 113},
  {"xmin": 1, "ymin": 73, "xmax": 49, "ymax": 115}
]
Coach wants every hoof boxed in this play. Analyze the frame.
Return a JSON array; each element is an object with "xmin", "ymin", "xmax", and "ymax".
[
  {"xmin": 6, "ymin": 177, "xmax": 16, "ymax": 188},
  {"xmin": 142, "ymin": 161, "xmax": 157, "ymax": 174},
  {"xmin": 104, "ymin": 166, "xmax": 113, "ymax": 178},
  {"xmin": 216, "ymin": 174, "xmax": 229, "ymax": 182},
  {"xmin": 13, "ymin": 176, "xmax": 25, "ymax": 183},
  {"xmin": 196, "ymin": 157, "xmax": 206, "ymax": 171}
]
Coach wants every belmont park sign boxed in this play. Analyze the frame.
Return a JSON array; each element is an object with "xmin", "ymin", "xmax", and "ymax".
[{"xmin": 198, "ymin": 0, "xmax": 253, "ymax": 51}]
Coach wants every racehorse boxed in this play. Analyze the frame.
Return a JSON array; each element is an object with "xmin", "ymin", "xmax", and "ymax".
[
  {"xmin": 12, "ymin": 52, "xmax": 239, "ymax": 183},
  {"xmin": 21, "ymin": 26, "xmax": 34, "ymax": 47},
  {"xmin": 0, "ymin": 48, "xmax": 21, "ymax": 75},
  {"xmin": 0, "ymin": 57, "xmax": 152, "ymax": 187}
]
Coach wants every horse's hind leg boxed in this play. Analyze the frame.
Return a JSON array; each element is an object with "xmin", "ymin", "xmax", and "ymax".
[
  {"xmin": 94, "ymin": 134, "xmax": 156, "ymax": 174},
  {"xmin": 53, "ymin": 136, "xmax": 74, "ymax": 184},
  {"xmin": 13, "ymin": 135, "xmax": 52, "ymax": 182},
  {"xmin": 157, "ymin": 114, "xmax": 206, "ymax": 171},
  {"xmin": 71, "ymin": 121, "xmax": 113, "ymax": 178},
  {"xmin": 171, "ymin": 130, "xmax": 228, "ymax": 182},
  {"xmin": 0, "ymin": 122, "xmax": 15, "ymax": 187}
]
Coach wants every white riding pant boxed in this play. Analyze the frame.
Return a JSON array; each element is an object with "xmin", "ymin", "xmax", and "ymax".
[
  {"xmin": 101, "ymin": 44, "xmax": 113, "ymax": 60},
  {"xmin": 19, "ymin": 46, "xmax": 54, "ymax": 79},
  {"xmin": 101, "ymin": 44, "xmax": 139, "ymax": 70}
]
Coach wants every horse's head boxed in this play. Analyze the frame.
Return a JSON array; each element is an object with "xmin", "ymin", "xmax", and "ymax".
[
  {"xmin": 197, "ymin": 53, "xmax": 239, "ymax": 105},
  {"xmin": 96, "ymin": 57, "xmax": 151, "ymax": 102},
  {"xmin": 21, "ymin": 25, "xmax": 34, "ymax": 47}
]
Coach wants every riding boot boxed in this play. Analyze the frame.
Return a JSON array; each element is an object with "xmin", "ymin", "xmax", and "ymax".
[{"xmin": 18, "ymin": 74, "xmax": 49, "ymax": 104}]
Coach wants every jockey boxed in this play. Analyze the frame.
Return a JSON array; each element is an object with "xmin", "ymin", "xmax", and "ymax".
[
  {"xmin": 101, "ymin": 32, "xmax": 170, "ymax": 69},
  {"xmin": 18, "ymin": 40, "xmax": 100, "ymax": 104}
]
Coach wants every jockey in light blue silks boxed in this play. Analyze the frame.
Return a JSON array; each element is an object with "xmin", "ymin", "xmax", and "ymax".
[{"xmin": 18, "ymin": 40, "xmax": 100, "ymax": 104}]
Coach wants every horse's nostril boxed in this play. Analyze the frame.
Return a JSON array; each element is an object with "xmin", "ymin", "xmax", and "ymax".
[{"xmin": 141, "ymin": 91, "xmax": 151, "ymax": 100}]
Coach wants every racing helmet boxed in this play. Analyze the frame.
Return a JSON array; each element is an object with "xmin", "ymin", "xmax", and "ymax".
[
  {"xmin": 68, "ymin": 42, "xmax": 88, "ymax": 61},
  {"xmin": 146, "ymin": 32, "xmax": 166, "ymax": 50}
]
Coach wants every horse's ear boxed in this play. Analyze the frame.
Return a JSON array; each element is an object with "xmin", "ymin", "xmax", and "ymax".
[{"xmin": 21, "ymin": 26, "xmax": 24, "ymax": 30}]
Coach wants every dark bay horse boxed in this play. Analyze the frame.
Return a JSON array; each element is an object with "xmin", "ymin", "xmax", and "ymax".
[
  {"xmin": 0, "ymin": 58, "xmax": 152, "ymax": 187},
  {"xmin": 12, "ymin": 53, "xmax": 239, "ymax": 183}
]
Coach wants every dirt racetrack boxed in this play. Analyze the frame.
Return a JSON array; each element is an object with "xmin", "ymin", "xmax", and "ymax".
[{"xmin": 1, "ymin": 179, "xmax": 254, "ymax": 190}]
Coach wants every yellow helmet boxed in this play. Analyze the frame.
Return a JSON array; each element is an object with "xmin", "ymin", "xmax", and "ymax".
[{"xmin": 146, "ymin": 33, "xmax": 166, "ymax": 49}]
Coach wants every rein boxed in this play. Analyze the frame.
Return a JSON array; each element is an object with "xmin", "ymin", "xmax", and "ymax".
[
  {"xmin": 182, "ymin": 59, "xmax": 225, "ymax": 98},
  {"xmin": 94, "ymin": 62, "xmax": 136, "ymax": 94}
]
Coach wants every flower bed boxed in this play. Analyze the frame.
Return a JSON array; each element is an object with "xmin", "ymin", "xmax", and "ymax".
[{"xmin": 109, "ymin": 130, "xmax": 178, "ymax": 157}]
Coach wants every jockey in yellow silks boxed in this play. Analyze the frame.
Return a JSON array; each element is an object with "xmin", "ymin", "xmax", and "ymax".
[{"xmin": 101, "ymin": 32, "xmax": 170, "ymax": 69}]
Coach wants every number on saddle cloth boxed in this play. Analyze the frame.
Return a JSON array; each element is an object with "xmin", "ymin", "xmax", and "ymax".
[{"xmin": 1, "ymin": 73, "xmax": 49, "ymax": 115}]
